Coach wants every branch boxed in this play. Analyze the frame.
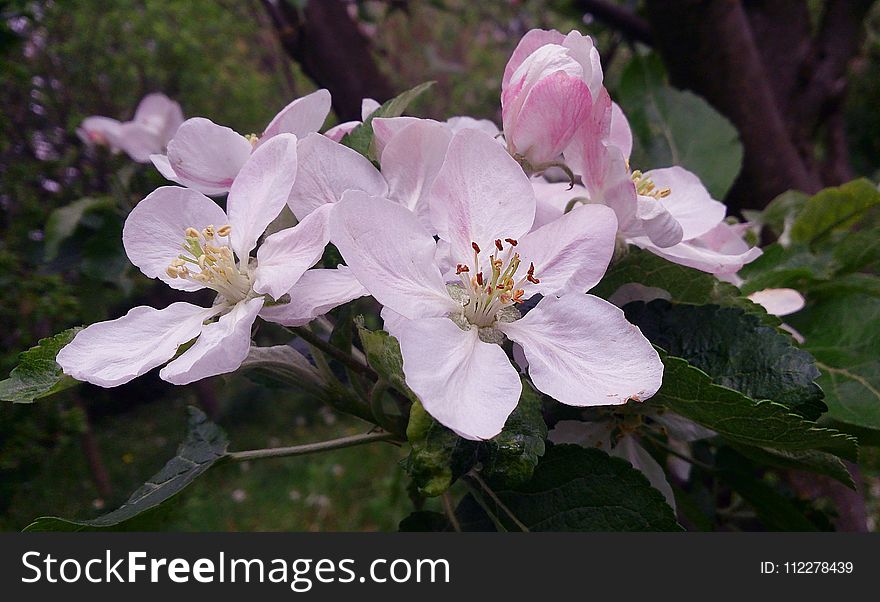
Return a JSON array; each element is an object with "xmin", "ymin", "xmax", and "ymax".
[
  {"xmin": 228, "ymin": 430, "xmax": 396, "ymax": 462},
  {"xmin": 575, "ymin": 0, "xmax": 654, "ymax": 45},
  {"xmin": 289, "ymin": 325, "xmax": 378, "ymax": 380}
]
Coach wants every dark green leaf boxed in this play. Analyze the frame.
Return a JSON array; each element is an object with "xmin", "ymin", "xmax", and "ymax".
[
  {"xmin": 751, "ymin": 190, "xmax": 809, "ymax": 239},
  {"xmin": 479, "ymin": 380, "xmax": 547, "ymax": 488},
  {"xmin": 355, "ymin": 319, "xmax": 419, "ymax": 403},
  {"xmin": 402, "ymin": 401, "xmax": 478, "ymax": 497},
  {"xmin": 0, "ymin": 328, "xmax": 81, "ymax": 403},
  {"xmin": 737, "ymin": 243, "xmax": 833, "ymax": 294},
  {"xmin": 398, "ymin": 511, "xmax": 450, "ymax": 532},
  {"xmin": 625, "ymin": 301, "xmax": 825, "ymax": 419},
  {"xmin": 729, "ymin": 443, "xmax": 854, "ymax": 489},
  {"xmin": 457, "ymin": 444, "xmax": 681, "ymax": 531},
  {"xmin": 654, "ymin": 352, "xmax": 857, "ymax": 461},
  {"xmin": 43, "ymin": 196, "xmax": 115, "ymax": 261},
  {"xmin": 340, "ymin": 81, "xmax": 435, "ymax": 160},
  {"xmin": 24, "ymin": 407, "xmax": 229, "ymax": 531},
  {"xmin": 618, "ymin": 54, "xmax": 743, "ymax": 198}
]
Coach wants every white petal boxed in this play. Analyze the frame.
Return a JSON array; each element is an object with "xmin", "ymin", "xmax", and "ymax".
[
  {"xmin": 635, "ymin": 230, "xmax": 763, "ymax": 275},
  {"xmin": 56, "ymin": 302, "xmax": 217, "ymax": 387},
  {"xmin": 160, "ymin": 297, "xmax": 264, "ymax": 385},
  {"xmin": 372, "ymin": 116, "xmax": 421, "ymax": 157},
  {"xmin": 380, "ymin": 119, "xmax": 453, "ymax": 230},
  {"xmin": 548, "ymin": 419, "xmax": 613, "ymax": 450},
  {"xmin": 259, "ymin": 266, "xmax": 368, "ymax": 327},
  {"xmin": 502, "ymin": 28, "xmax": 565, "ymax": 90},
  {"xmin": 498, "ymin": 294, "xmax": 663, "ymax": 406},
  {"xmin": 330, "ymin": 191, "xmax": 456, "ymax": 319},
  {"xmin": 397, "ymin": 317, "xmax": 522, "ymax": 440},
  {"xmin": 635, "ymin": 195, "xmax": 684, "ymax": 248},
  {"xmin": 445, "ymin": 116, "xmax": 500, "ymax": 137},
  {"xmin": 530, "ymin": 179, "xmax": 589, "ymax": 230},
  {"xmin": 260, "ymin": 89, "xmax": 332, "ymax": 142},
  {"xmin": 609, "ymin": 101, "xmax": 632, "ymax": 160},
  {"xmin": 122, "ymin": 186, "xmax": 229, "ymax": 291},
  {"xmin": 133, "ymin": 92, "xmax": 184, "ymax": 143},
  {"xmin": 362, "ymin": 98, "xmax": 381, "ymax": 120},
  {"xmin": 149, "ymin": 153, "xmax": 180, "ymax": 183},
  {"xmin": 561, "ymin": 30, "xmax": 603, "ymax": 98},
  {"xmin": 165, "ymin": 118, "xmax": 252, "ymax": 195},
  {"xmin": 78, "ymin": 116, "xmax": 123, "ymax": 148},
  {"xmin": 227, "ymin": 133, "xmax": 298, "ymax": 259},
  {"xmin": 253, "ymin": 204, "xmax": 332, "ymax": 300},
  {"xmin": 747, "ymin": 288, "xmax": 805, "ymax": 317},
  {"xmin": 324, "ymin": 121, "xmax": 359, "ymax": 142},
  {"xmin": 517, "ymin": 203, "xmax": 617, "ymax": 296},
  {"xmin": 116, "ymin": 122, "xmax": 164, "ymax": 163},
  {"xmin": 644, "ymin": 167, "xmax": 726, "ymax": 240},
  {"xmin": 288, "ymin": 133, "xmax": 387, "ymax": 220},
  {"xmin": 612, "ymin": 435, "xmax": 676, "ymax": 510},
  {"xmin": 430, "ymin": 128, "xmax": 535, "ymax": 260}
]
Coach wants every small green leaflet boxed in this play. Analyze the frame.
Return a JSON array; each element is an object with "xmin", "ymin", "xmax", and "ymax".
[{"xmin": 0, "ymin": 328, "xmax": 81, "ymax": 403}]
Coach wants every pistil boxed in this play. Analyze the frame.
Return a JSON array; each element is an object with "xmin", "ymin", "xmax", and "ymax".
[{"xmin": 165, "ymin": 224, "xmax": 252, "ymax": 303}]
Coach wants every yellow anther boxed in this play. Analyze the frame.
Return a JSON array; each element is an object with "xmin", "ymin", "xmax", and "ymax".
[
  {"xmin": 217, "ymin": 224, "xmax": 232, "ymax": 237},
  {"xmin": 203, "ymin": 225, "xmax": 215, "ymax": 239},
  {"xmin": 185, "ymin": 227, "xmax": 200, "ymax": 238},
  {"xmin": 166, "ymin": 266, "xmax": 179, "ymax": 279}
]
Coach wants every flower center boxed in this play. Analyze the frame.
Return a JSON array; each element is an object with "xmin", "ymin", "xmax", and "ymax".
[
  {"xmin": 452, "ymin": 238, "xmax": 537, "ymax": 328},
  {"xmin": 631, "ymin": 170, "xmax": 671, "ymax": 200},
  {"xmin": 165, "ymin": 224, "xmax": 252, "ymax": 303}
]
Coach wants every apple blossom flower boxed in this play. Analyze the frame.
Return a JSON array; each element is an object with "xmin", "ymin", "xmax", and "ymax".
[
  {"xmin": 78, "ymin": 93, "xmax": 184, "ymax": 163},
  {"xmin": 330, "ymin": 129, "xmax": 662, "ymax": 440},
  {"xmin": 150, "ymin": 89, "xmax": 331, "ymax": 196},
  {"xmin": 289, "ymin": 115, "xmax": 497, "ymax": 230},
  {"xmin": 57, "ymin": 134, "xmax": 365, "ymax": 387},
  {"xmin": 324, "ymin": 98, "xmax": 381, "ymax": 142},
  {"xmin": 501, "ymin": 29, "xmax": 603, "ymax": 171}
]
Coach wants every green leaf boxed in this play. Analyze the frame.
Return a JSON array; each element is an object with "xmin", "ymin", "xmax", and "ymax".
[
  {"xmin": 624, "ymin": 301, "xmax": 825, "ymax": 419},
  {"xmin": 618, "ymin": 53, "xmax": 743, "ymax": 198},
  {"xmin": 0, "ymin": 328, "xmax": 81, "ymax": 403},
  {"xmin": 737, "ymin": 243, "xmax": 833, "ymax": 294},
  {"xmin": 594, "ymin": 248, "xmax": 778, "ymax": 323},
  {"xmin": 402, "ymin": 400, "xmax": 478, "ymax": 497},
  {"xmin": 340, "ymin": 81, "xmax": 435, "ymax": 160},
  {"xmin": 751, "ymin": 190, "xmax": 809, "ymax": 239},
  {"xmin": 43, "ymin": 196, "xmax": 115, "ymax": 261},
  {"xmin": 830, "ymin": 228, "xmax": 880, "ymax": 274},
  {"xmin": 355, "ymin": 319, "xmax": 419, "ymax": 403},
  {"xmin": 790, "ymin": 179, "xmax": 880, "ymax": 246},
  {"xmin": 728, "ymin": 443, "xmax": 854, "ymax": 489},
  {"xmin": 479, "ymin": 380, "xmax": 547, "ymax": 488},
  {"xmin": 239, "ymin": 344, "xmax": 325, "ymax": 392},
  {"xmin": 788, "ymin": 291, "xmax": 880, "ymax": 433},
  {"xmin": 653, "ymin": 352, "xmax": 857, "ymax": 461},
  {"xmin": 398, "ymin": 511, "xmax": 450, "ymax": 532},
  {"xmin": 24, "ymin": 407, "xmax": 229, "ymax": 531},
  {"xmin": 457, "ymin": 444, "xmax": 681, "ymax": 531}
]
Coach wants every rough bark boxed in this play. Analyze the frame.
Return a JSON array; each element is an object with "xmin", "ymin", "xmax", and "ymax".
[{"xmin": 261, "ymin": 0, "xmax": 395, "ymax": 121}]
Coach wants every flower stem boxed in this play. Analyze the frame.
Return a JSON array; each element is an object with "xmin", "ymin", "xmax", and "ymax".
[
  {"xmin": 228, "ymin": 430, "xmax": 397, "ymax": 462},
  {"xmin": 289, "ymin": 326, "xmax": 378, "ymax": 379}
]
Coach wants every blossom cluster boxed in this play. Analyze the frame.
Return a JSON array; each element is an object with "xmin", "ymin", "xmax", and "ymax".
[{"xmin": 63, "ymin": 28, "xmax": 785, "ymax": 441}]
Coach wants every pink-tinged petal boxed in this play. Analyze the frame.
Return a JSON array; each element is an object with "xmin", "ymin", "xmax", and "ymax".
[
  {"xmin": 498, "ymin": 294, "xmax": 663, "ymax": 406},
  {"xmin": 380, "ymin": 306, "xmax": 407, "ymax": 340},
  {"xmin": 78, "ymin": 116, "xmax": 123, "ymax": 147},
  {"xmin": 531, "ymin": 179, "xmax": 589, "ymax": 229},
  {"xmin": 517, "ymin": 203, "xmax": 617, "ymax": 296},
  {"xmin": 445, "ymin": 116, "xmax": 500, "ymax": 137},
  {"xmin": 133, "ymin": 93, "xmax": 184, "ymax": 143},
  {"xmin": 549, "ymin": 420, "xmax": 612, "ymax": 449},
  {"xmin": 165, "ymin": 117, "xmax": 252, "ymax": 195},
  {"xmin": 260, "ymin": 89, "xmax": 332, "ymax": 143},
  {"xmin": 259, "ymin": 266, "xmax": 368, "ymax": 327},
  {"xmin": 56, "ymin": 302, "xmax": 218, "ymax": 387},
  {"xmin": 613, "ymin": 435, "xmax": 676, "ymax": 509},
  {"xmin": 123, "ymin": 186, "xmax": 229, "ymax": 291},
  {"xmin": 380, "ymin": 119, "xmax": 453, "ymax": 229},
  {"xmin": 149, "ymin": 153, "xmax": 177, "ymax": 181},
  {"xmin": 609, "ymin": 101, "xmax": 632, "ymax": 160},
  {"xmin": 561, "ymin": 31, "xmax": 603, "ymax": 96},
  {"xmin": 330, "ymin": 191, "xmax": 456, "ymax": 319},
  {"xmin": 288, "ymin": 133, "xmax": 387, "ymax": 220},
  {"xmin": 160, "ymin": 297, "xmax": 263, "ymax": 385},
  {"xmin": 253, "ymin": 204, "xmax": 332, "ymax": 300},
  {"xmin": 372, "ymin": 116, "xmax": 421, "ymax": 157},
  {"xmin": 362, "ymin": 98, "xmax": 381, "ymax": 120},
  {"xmin": 116, "ymin": 122, "xmax": 164, "ymax": 163},
  {"xmin": 226, "ymin": 133, "xmax": 298, "ymax": 259},
  {"xmin": 747, "ymin": 288, "xmax": 805, "ymax": 317},
  {"xmin": 397, "ymin": 317, "xmax": 522, "ymax": 440},
  {"xmin": 324, "ymin": 120, "xmax": 359, "ymax": 142},
  {"xmin": 506, "ymin": 72, "xmax": 592, "ymax": 164},
  {"xmin": 644, "ymin": 167, "xmax": 725, "ymax": 240},
  {"xmin": 502, "ymin": 28, "xmax": 566, "ymax": 90},
  {"xmin": 563, "ymin": 86, "xmax": 612, "ymax": 170},
  {"xmin": 607, "ymin": 283, "xmax": 671, "ymax": 308},
  {"xmin": 430, "ymin": 129, "xmax": 536, "ymax": 259},
  {"xmin": 638, "ymin": 239, "xmax": 763, "ymax": 275},
  {"xmin": 635, "ymin": 195, "xmax": 684, "ymax": 248}
]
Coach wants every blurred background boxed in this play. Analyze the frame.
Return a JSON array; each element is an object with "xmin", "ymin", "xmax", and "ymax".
[{"xmin": 1, "ymin": 0, "xmax": 879, "ymax": 531}]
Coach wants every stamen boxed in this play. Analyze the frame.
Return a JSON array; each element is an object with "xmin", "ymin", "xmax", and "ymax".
[
  {"xmin": 471, "ymin": 242, "xmax": 481, "ymax": 254},
  {"xmin": 217, "ymin": 224, "xmax": 232, "ymax": 237},
  {"xmin": 504, "ymin": 238, "xmax": 518, "ymax": 246},
  {"xmin": 456, "ymin": 264, "xmax": 469, "ymax": 274},
  {"xmin": 494, "ymin": 239, "xmax": 503, "ymax": 251}
]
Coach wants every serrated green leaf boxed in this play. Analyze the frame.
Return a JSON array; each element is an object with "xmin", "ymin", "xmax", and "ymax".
[
  {"xmin": 788, "ymin": 292, "xmax": 880, "ymax": 433},
  {"xmin": 457, "ymin": 444, "xmax": 681, "ymax": 531},
  {"xmin": 355, "ymin": 319, "xmax": 419, "ymax": 403},
  {"xmin": 239, "ymin": 344, "xmax": 325, "ymax": 391},
  {"xmin": 479, "ymin": 380, "xmax": 547, "ymax": 488},
  {"xmin": 44, "ymin": 196, "xmax": 115, "ymax": 261},
  {"xmin": 0, "ymin": 328, "xmax": 81, "ymax": 403},
  {"xmin": 728, "ymin": 443, "xmax": 854, "ymax": 489},
  {"xmin": 24, "ymin": 407, "xmax": 229, "ymax": 531},
  {"xmin": 340, "ymin": 81, "xmax": 435, "ymax": 160},
  {"xmin": 738, "ymin": 243, "xmax": 833, "ymax": 294},
  {"xmin": 403, "ymin": 400, "xmax": 479, "ymax": 497},
  {"xmin": 654, "ymin": 352, "xmax": 857, "ymax": 461},
  {"xmin": 625, "ymin": 301, "xmax": 825, "ymax": 419},
  {"xmin": 790, "ymin": 179, "xmax": 880, "ymax": 246},
  {"xmin": 618, "ymin": 53, "xmax": 743, "ymax": 198}
]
